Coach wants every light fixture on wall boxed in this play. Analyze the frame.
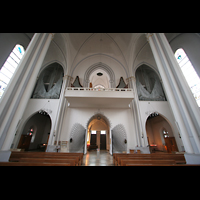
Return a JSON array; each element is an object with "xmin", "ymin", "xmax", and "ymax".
[
  {"xmin": 38, "ymin": 109, "xmax": 52, "ymax": 115},
  {"xmin": 147, "ymin": 112, "xmax": 159, "ymax": 119},
  {"xmin": 38, "ymin": 100, "xmax": 52, "ymax": 115}
]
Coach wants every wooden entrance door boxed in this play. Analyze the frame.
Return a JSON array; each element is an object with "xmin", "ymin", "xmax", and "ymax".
[
  {"xmin": 17, "ymin": 135, "xmax": 32, "ymax": 151},
  {"xmin": 100, "ymin": 134, "xmax": 106, "ymax": 150},
  {"xmin": 164, "ymin": 137, "xmax": 178, "ymax": 153},
  {"xmin": 90, "ymin": 134, "xmax": 96, "ymax": 145}
]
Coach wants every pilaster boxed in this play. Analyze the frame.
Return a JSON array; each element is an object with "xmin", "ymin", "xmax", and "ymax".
[
  {"xmin": 146, "ymin": 33, "xmax": 199, "ymax": 154},
  {"xmin": 0, "ymin": 33, "xmax": 53, "ymax": 150}
]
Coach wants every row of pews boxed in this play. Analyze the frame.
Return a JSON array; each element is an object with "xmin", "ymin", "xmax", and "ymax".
[
  {"xmin": 113, "ymin": 153, "xmax": 200, "ymax": 166},
  {"xmin": 0, "ymin": 152, "xmax": 84, "ymax": 166}
]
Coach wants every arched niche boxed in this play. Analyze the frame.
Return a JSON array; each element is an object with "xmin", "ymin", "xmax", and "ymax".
[
  {"xmin": 31, "ymin": 62, "xmax": 64, "ymax": 99},
  {"xmin": 145, "ymin": 112, "xmax": 179, "ymax": 153},
  {"xmin": 17, "ymin": 111, "xmax": 51, "ymax": 151},
  {"xmin": 135, "ymin": 64, "xmax": 166, "ymax": 101}
]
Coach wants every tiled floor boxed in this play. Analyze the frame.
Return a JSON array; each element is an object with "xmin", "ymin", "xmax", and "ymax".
[{"xmin": 82, "ymin": 150, "xmax": 114, "ymax": 166}]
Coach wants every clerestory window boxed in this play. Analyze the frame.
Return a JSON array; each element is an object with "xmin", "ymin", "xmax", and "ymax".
[
  {"xmin": 175, "ymin": 48, "xmax": 200, "ymax": 107},
  {"xmin": 0, "ymin": 44, "xmax": 25, "ymax": 99}
]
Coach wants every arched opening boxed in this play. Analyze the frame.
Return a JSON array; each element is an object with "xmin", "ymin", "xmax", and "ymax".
[
  {"xmin": 31, "ymin": 62, "xmax": 64, "ymax": 99},
  {"xmin": 86, "ymin": 114, "xmax": 110, "ymax": 152},
  {"xmin": 89, "ymin": 68, "xmax": 110, "ymax": 88},
  {"xmin": 145, "ymin": 112, "xmax": 178, "ymax": 153},
  {"xmin": 84, "ymin": 62, "xmax": 115, "ymax": 88},
  {"xmin": 135, "ymin": 64, "xmax": 166, "ymax": 101},
  {"xmin": 17, "ymin": 111, "xmax": 51, "ymax": 151}
]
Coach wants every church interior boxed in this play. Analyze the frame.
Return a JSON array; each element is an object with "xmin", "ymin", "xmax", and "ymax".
[{"xmin": 0, "ymin": 33, "xmax": 200, "ymax": 165}]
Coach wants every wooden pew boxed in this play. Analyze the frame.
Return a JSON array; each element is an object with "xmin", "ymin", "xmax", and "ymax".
[
  {"xmin": 113, "ymin": 153, "xmax": 186, "ymax": 166},
  {"xmin": 18, "ymin": 158, "xmax": 76, "ymax": 166},
  {"xmin": 10, "ymin": 156, "xmax": 80, "ymax": 166},
  {"xmin": 9, "ymin": 152, "xmax": 83, "ymax": 166},
  {"xmin": 0, "ymin": 162, "xmax": 71, "ymax": 166},
  {"xmin": 126, "ymin": 164, "xmax": 200, "ymax": 166},
  {"xmin": 120, "ymin": 159, "xmax": 176, "ymax": 166},
  {"xmin": 117, "ymin": 155, "xmax": 186, "ymax": 166}
]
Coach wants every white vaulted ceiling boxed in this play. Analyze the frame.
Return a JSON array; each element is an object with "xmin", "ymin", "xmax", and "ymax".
[
  {"xmin": 46, "ymin": 33, "xmax": 181, "ymax": 78},
  {"xmin": 56, "ymin": 33, "xmax": 146, "ymax": 75}
]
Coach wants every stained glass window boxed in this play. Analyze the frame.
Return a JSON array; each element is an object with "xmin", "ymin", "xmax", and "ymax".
[
  {"xmin": 175, "ymin": 48, "xmax": 200, "ymax": 107},
  {"xmin": 0, "ymin": 44, "xmax": 25, "ymax": 99}
]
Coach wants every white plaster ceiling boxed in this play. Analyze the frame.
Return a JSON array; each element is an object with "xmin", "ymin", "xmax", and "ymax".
[
  {"xmin": 51, "ymin": 33, "xmax": 179, "ymax": 77},
  {"xmin": 56, "ymin": 33, "xmax": 146, "ymax": 75}
]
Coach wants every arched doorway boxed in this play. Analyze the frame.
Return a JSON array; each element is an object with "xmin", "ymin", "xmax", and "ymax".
[
  {"xmin": 145, "ymin": 112, "xmax": 178, "ymax": 153},
  {"xmin": 17, "ymin": 111, "xmax": 51, "ymax": 151},
  {"xmin": 86, "ymin": 114, "xmax": 110, "ymax": 152}
]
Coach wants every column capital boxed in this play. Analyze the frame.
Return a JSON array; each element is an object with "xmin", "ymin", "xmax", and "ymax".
[
  {"xmin": 145, "ymin": 33, "xmax": 153, "ymax": 42},
  {"xmin": 50, "ymin": 33, "xmax": 55, "ymax": 40},
  {"xmin": 126, "ymin": 76, "xmax": 136, "ymax": 83}
]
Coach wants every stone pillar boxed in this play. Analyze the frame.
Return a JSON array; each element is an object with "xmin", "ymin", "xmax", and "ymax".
[
  {"xmin": 146, "ymin": 33, "xmax": 200, "ymax": 154},
  {"xmin": 0, "ymin": 33, "xmax": 54, "ymax": 151},
  {"xmin": 49, "ymin": 75, "xmax": 68, "ymax": 146}
]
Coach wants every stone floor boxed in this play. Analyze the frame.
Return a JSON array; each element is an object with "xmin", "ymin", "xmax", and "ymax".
[{"xmin": 81, "ymin": 150, "xmax": 114, "ymax": 166}]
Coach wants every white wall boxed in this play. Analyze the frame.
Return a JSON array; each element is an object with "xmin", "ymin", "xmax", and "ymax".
[{"xmin": 60, "ymin": 107, "xmax": 137, "ymax": 152}]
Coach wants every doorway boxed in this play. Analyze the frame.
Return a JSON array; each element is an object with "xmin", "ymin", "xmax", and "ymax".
[
  {"xmin": 100, "ymin": 131, "xmax": 106, "ymax": 150},
  {"xmin": 17, "ymin": 111, "xmax": 51, "ymax": 151},
  {"xmin": 145, "ymin": 112, "xmax": 178, "ymax": 153},
  {"xmin": 87, "ymin": 114, "xmax": 110, "ymax": 152}
]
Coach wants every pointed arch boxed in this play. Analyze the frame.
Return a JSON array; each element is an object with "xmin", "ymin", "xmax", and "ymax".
[
  {"xmin": 84, "ymin": 62, "xmax": 116, "ymax": 88},
  {"xmin": 86, "ymin": 112, "xmax": 111, "ymax": 128},
  {"xmin": 31, "ymin": 62, "xmax": 64, "ymax": 99},
  {"xmin": 135, "ymin": 64, "xmax": 166, "ymax": 101}
]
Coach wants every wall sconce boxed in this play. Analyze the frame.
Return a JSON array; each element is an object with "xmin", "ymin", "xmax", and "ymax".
[
  {"xmin": 70, "ymin": 138, "xmax": 73, "ymax": 143},
  {"xmin": 124, "ymin": 139, "xmax": 127, "ymax": 144}
]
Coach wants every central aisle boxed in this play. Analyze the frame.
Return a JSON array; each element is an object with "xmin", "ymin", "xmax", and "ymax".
[{"xmin": 81, "ymin": 150, "xmax": 114, "ymax": 166}]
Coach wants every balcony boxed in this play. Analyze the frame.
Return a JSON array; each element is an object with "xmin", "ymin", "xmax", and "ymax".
[{"xmin": 65, "ymin": 87, "xmax": 134, "ymax": 108}]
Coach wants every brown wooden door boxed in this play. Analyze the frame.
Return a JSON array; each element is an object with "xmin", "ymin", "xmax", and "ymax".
[
  {"xmin": 164, "ymin": 137, "xmax": 178, "ymax": 153},
  {"xmin": 17, "ymin": 135, "xmax": 32, "ymax": 151},
  {"xmin": 90, "ymin": 134, "xmax": 96, "ymax": 145},
  {"xmin": 100, "ymin": 134, "xmax": 106, "ymax": 150}
]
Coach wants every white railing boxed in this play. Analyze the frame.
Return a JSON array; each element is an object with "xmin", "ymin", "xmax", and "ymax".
[{"xmin": 66, "ymin": 87, "xmax": 133, "ymax": 92}]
